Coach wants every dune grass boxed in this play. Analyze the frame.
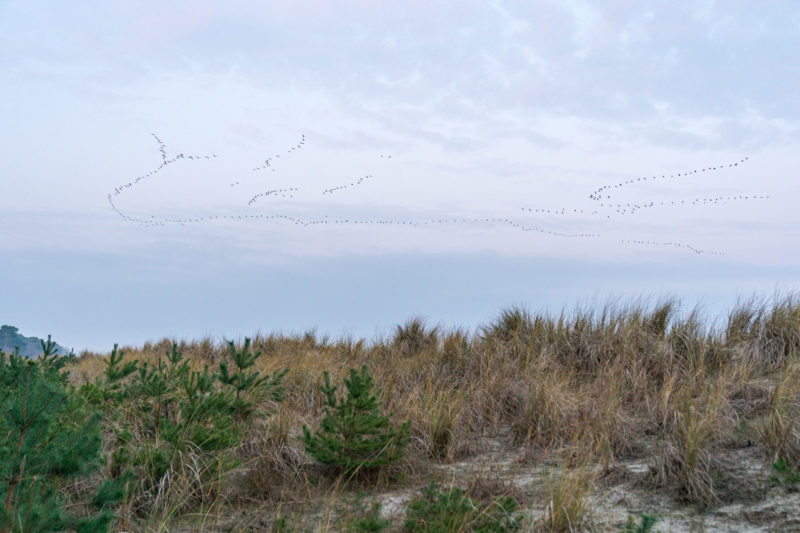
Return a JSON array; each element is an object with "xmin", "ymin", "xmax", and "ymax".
[{"xmin": 39, "ymin": 293, "xmax": 800, "ymax": 530}]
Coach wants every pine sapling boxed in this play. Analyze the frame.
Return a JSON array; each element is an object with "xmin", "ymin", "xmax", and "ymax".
[
  {"xmin": 92, "ymin": 339, "xmax": 287, "ymax": 520},
  {"xmin": 301, "ymin": 365, "xmax": 410, "ymax": 475},
  {"xmin": 0, "ymin": 342, "xmax": 112, "ymax": 532},
  {"xmin": 218, "ymin": 338, "xmax": 287, "ymax": 420}
]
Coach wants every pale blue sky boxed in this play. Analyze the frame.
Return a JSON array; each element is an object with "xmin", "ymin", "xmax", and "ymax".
[{"xmin": 2, "ymin": 1, "xmax": 799, "ymax": 351}]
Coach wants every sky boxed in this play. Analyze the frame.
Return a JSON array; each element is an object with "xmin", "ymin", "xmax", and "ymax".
[{"xmin": 2, "ymin": 1, "xmax": 799, "ymax": 352}]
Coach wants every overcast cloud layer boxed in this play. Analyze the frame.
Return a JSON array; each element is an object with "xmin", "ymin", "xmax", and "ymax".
[{"xmin": 2, "ymin": 1, "xmax": 799, "ymax": 351}]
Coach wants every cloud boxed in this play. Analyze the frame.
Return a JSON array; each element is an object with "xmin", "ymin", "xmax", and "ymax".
[{"xmin": 1, "ymin": 0, "xmax": 799, "ymax": 265}]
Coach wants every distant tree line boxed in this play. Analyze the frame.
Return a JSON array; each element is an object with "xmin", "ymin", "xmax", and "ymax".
[{"xmin": 0, "ymin": 325, "xmax": 68, "ymax": 357}]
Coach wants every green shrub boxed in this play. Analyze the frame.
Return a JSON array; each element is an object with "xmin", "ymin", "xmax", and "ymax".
[
  {"xmin": 404, "ymin": 481, "xmax": 521, "ymax": 532},
  {"xmin": 770, "ymin": 457, "xmax": 800, "ymax": 487},
  {"xmin": 346, "ymin": 500, "xmax": 390, "ymax": 532},
  {"xmin": 89, "ymin": 338, "xmax": 286, "ymax": 519},
  {"xmin": 0, "ymin": 338, "xmax": 112, "ymax": 532},
  {"xmin": 620, "ymin": 513, "xmax": 658, "ymax": 533},
  {"xmin": 301, "ymin": 366, "xmax": 410, "ymax": 476}
]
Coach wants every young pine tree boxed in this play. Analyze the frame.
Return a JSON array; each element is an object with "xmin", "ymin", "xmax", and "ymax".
[
  {"xmin": 88, "ymin": 339, "xmax": 287, "ymax": 521},
  {"xmin": 301, "ymin": 365, "xmax": 410, "ymax": 475},
  {"xmin": 0, "ymin": 338, "xmax": 112, "ymax": 533},
  {"xmin": 218, "ymin": 338, "xmax": 287, "ymax": 421}
]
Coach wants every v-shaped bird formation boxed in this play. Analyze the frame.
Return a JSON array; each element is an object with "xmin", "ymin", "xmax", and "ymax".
[{"xmin": 107, "ymin": 133, "xmax": 768, "ymax": 255}]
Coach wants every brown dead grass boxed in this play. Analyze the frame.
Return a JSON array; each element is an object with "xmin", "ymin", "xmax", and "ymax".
[{"xmin": 57, "ymin": 294, "xmax": 800, "ymax": 529}]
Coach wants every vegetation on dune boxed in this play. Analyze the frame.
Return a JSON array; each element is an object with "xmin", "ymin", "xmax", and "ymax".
[
  {"xmin": 0, "ymin": 337, "xmax": 110, "ymax": 532},
  {"xmin": 2, "ymin": 294, "xmax": 800, "ymax": 530},
  {"xmin": 76, "ymin": 338, "xmax": 287, "ymax": 529},
  {"xmin": 300, "ymin": 365, "xmax": 410, "ymax": 477},
  {"xmin": 404, "ymin": 480, "xmax": 521, "ymax": 532},
  {"xmin": 619, "ymin": 513, "xmax": 658, "ymax": 533}
]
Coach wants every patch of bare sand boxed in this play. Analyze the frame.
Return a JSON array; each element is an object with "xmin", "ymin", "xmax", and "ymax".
[{"xmin": 369, "ymin": 435, "xmax": 800, "ymax": 532}]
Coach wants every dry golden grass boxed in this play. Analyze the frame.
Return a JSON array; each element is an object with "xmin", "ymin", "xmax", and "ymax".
[
  {"xmin": 537, "ymin": 442, "xmax": 597, "ymax": 532},
  {"xmin": 650, "ymin": 373, "xmax": 736, "ymax": 507},
  {"xmin": 757, "ymin": 361, "xmax": 800, "ymax": 467},
  {"xmin": 55, "ymin": 294, "xmax": 800, "ymax": 529}
]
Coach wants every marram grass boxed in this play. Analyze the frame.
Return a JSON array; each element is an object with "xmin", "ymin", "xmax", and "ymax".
[{"xmin": 13, "ymin": 294, "xmax": 800, "ymax": 531}]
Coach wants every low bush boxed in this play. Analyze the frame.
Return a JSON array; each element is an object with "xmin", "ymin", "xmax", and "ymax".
[
  {"xmin": 404, "ymin": 480, "xmax": 521, "ymax": 532},
  {"xmin": 770, "ymin": 457, "xmax": 800, "ymax": 488},
  {"xmin": 301, "ymin": 365, "xmax": 410, "ymax": 477},
  {"xmin": 619, "ymin": 513, "xmax": 658, "ymax": 533}
]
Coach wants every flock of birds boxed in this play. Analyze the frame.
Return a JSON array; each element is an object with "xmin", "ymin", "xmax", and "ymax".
[
  {"xmin": 323, "ymin": 174, "xmax": 374, "ymax": 195},
  {"xmin": 106, "ymin": 134, "xmax": 770, "ymax": 255},
  {"xmin": 248, "ymin": 188, "xmax": 299, "ymax": 205},
  {"xmin": 247, "ymin": 133, "xmax": 307, "ymax": 175},
  {"xmin": 110, "ymin": 133, "xmax": 217, "ymax": 197},
  {"xmin": 588, "ymin": 158, "xmax": 748, "ymax": 200}
]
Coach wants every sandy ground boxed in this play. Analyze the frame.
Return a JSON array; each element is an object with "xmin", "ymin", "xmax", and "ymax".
[
  {"xmin": 368, "ymin": 434, "xmax": 800, "ymax": 532},
  {"xmin": 177, "ymin": 430, "xmax": 800, "ymax": 532}
]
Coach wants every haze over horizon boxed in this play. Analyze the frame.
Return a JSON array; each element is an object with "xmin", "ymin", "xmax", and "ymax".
[{"xmin": 2, "ymin": 1, "xmax": 799, "ymax": 352}]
